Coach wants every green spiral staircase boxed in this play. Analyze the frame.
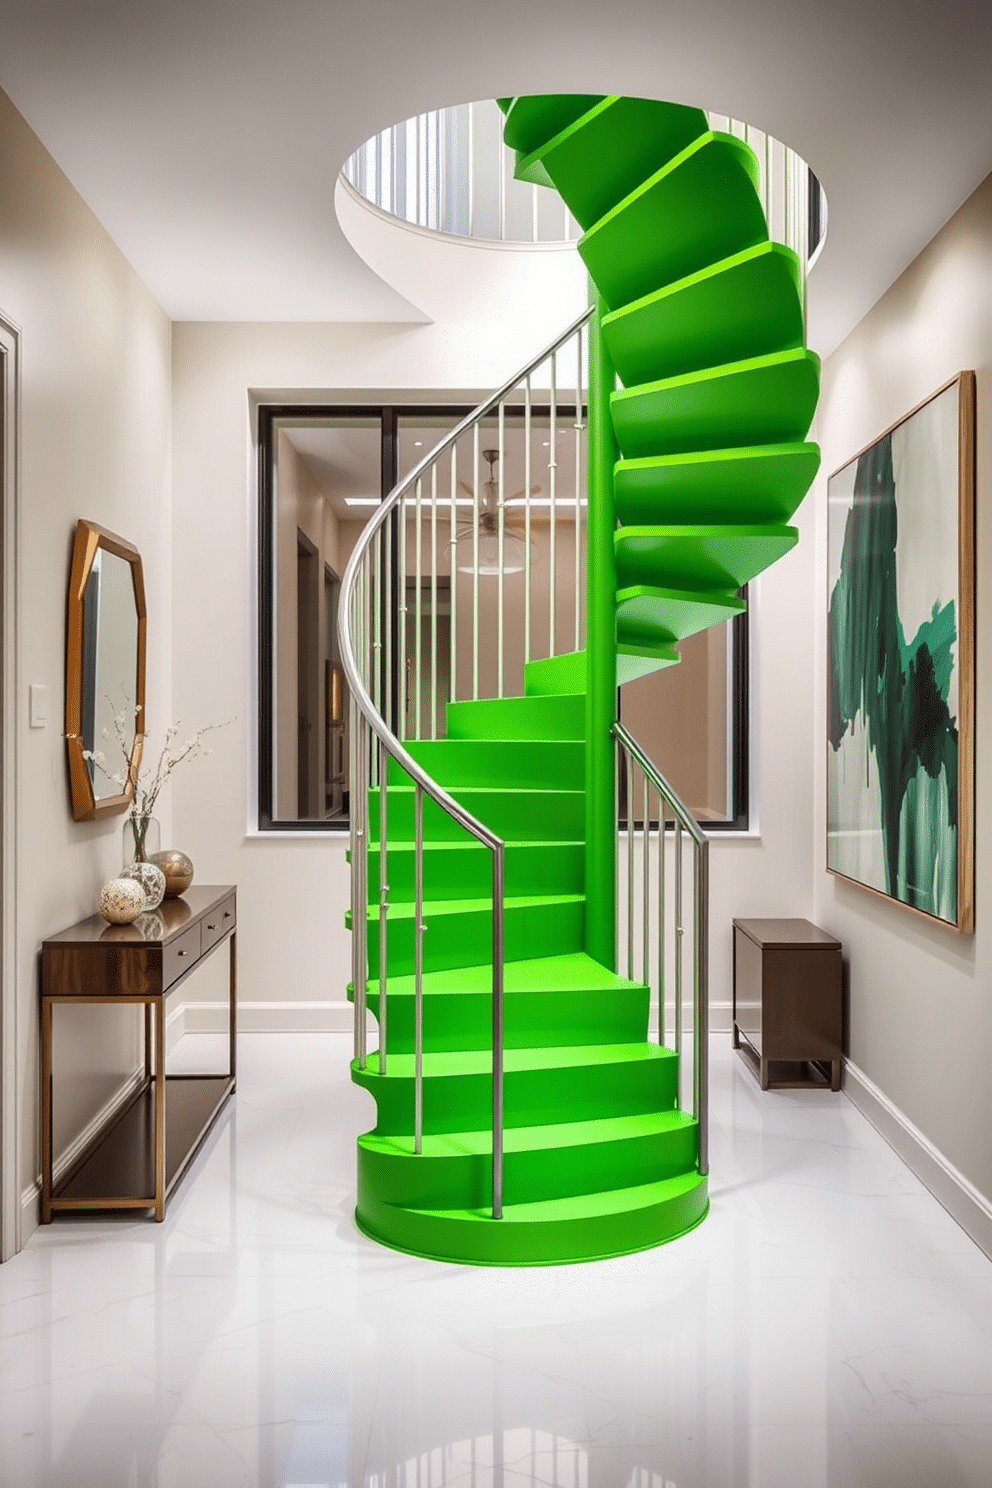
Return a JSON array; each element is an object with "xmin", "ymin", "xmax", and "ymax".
[{"xmin": 346, "ymin": 94, "xmax": 820, "ymax": 1265}]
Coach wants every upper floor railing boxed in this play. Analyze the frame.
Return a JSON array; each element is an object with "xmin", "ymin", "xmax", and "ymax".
[{"xmin": 341, "ymin": 98, "xmax": 824, "ymax": 267}]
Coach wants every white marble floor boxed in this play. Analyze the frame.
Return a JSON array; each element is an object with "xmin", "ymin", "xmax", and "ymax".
[{"xmin": 2, "ymin": 1032, "xmax": 992, "ymax": 1487}]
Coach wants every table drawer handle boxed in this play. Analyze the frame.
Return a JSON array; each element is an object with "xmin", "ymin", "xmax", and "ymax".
[
  {"xmin": 178, "ymin": 948, "xmax": 189, "ymax": 958},
  {"xmin": 207, "ymin": 923, "xmax": 216, "ymax": 932}
]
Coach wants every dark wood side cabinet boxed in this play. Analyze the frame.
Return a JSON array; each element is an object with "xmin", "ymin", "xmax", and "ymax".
[
  {"xmin": 40, "ymin": 885, "xmax": 236, "ymax": 1222},
  {"xmin": 732, "ymin": 918, "xmax": 842, "ymax": 1091}
]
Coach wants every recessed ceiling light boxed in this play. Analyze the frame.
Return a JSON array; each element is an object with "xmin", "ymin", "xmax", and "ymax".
[{"xmin": 413, "ymin": 440, "xmax": 423, "ymax": 447}]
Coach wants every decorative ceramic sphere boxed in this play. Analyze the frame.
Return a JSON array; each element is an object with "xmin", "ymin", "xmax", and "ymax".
[
  {"xmin": 120, "ymin": 860, "xmax": 166, "ymax": 912},
  {"xmin": 98, "ymin": 878, "xmax": 146, "ymax": 925},
  {"xmin": 151, "ymin": 849, "xmax": 194, "ymax": 898}
]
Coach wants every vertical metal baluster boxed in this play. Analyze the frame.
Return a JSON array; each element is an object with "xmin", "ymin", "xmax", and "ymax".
[
  {"xmin": 384, "ymin": 505, "xmax": 393, "ymax": 733},
  {"xmin": 468, "ymin": 101, "xmax": 475, "ymax": 239},
  {"xmin": 626, "ymin": 751, "xmax": 635, "ymax": 980},
  {"xmin": 450, "ymin": 445, "xmax": 458, "ymax": 705},
  {"xmin": 415, "ymin": 478, "xmax": 423, "ymax": 739},
  {"xmin": 574, "ymin": 328, "xmax": 583, "ymax": 652},
  {"xmin": 472, "ymin": 424, "xmax": 480, "ymax": 698},
  {"xmin": 674, "ymin": 817, "xmax": 683, "ymax": 1101},
  {"xmin": 642, "ymin": 774, "xmax": 650, "ymax": 988},
  {"xmin": 371, "ymin": 531, "xmax": 381, "ymax": 785},
  {"xmin": 416, "ymin": 111, "xmax": 423, "ymax": 227},
  {"xmin": 549, "ymin": 351, "xmax": 558, "ymax": 655},
  {"xmin": 378, "ymin": 737, "xmax": 390, "ymax": 1074},
  {"xmin": 696, "ymin": 837, "xmax": 710, "ymax": 1176},
  {"xmin": 498, "ymin": 128, "xmax": 506, "ymax": 242},
  {"xmin": 658, "ymin": 789, "xmax": 667, "ymax": 1048},
  {"xmin": 431, "ymin": 464, "xmax": 438, "ymax": 739},
  {"xmin": 414, "ymin": 784, "xmax": 425, "ymax": 1154},
  {"xmin": 524, "ymin": 376, "xmax": 532, "ymax": 666},
  {"xmin": 614, "ymin": 733, "xmax": 621, "ymax": 970},
  {"xmin": 497, "ymin": 400, "xmax": 505, "ymax": 698},
  {"xmin": 398, "ymin": 495, "xmax": 407, "ymax": 740},
  {"xmin": 491, "ymin": 846, "xmax": 505, "ymax": 1220},
  {"xmin": 531, "ymin": 181, "xmax": 538, "ymax": 243},
  {"xmin": 439, "ymin": 107, "xmax": 447, "ymax": 233}
]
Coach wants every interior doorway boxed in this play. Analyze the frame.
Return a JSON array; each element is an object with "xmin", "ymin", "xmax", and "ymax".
[{"xmin": 0, "ymin": 312, "xmax": 19, "ymax": 1262}]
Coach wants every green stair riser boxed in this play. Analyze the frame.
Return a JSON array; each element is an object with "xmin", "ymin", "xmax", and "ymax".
[
  {"xmin": 610, "ymin": 348, "xmax": 821, "ymax": 459},
  {"xmin": 579, "ymin": 132, "xmax": 766, "ymax": 311},
  {"xmin": 516, "ymin": 96, "xmax": 708, "ymax": 232},
  {"xmin": 358, "ymin": 1117, "xmax": 699, "ymax": 1209},
  {"xmin": 352, "ymin": 1048, "xmax": 679, "ymax": 1136},
  {"xmin": 359, "ymin": 982, "xmax": 649, "ymax": 1053},
  {"xmin": 389, "ymin": 738, "xmax": 584, "ymax": 790},
  {"xmin": 446, "ymin": 692, "xmax": 585, "ymax": 741},
  {"xmin": 501, "ymin": 93, "xmax": 605, "ymax": 156},
  {"xmin": 359, "ymin": 896, "xmax": 585, "ymax": 976},
  {"xmin": 614, "ymin": 524, "xmax": 798, "ymax": 592},
  {"xmin": 614, "ymin": 443, "xmax": 821, "ymax": 527},
  {"xmin": 355, "ymin": 1177, "xmax": 709, "ymax": 1266},
  {"xmin": 369, "ymin": 786, "xmax": 585, "ymax": 841},
  {"xmin": 603, "ymin": 241, "xmax": 804, "ymax": 387},
  {"xmin": 616, "ymin": 584, "xmax": 746, "ymax": 648},
  {"xmin": 365, "ymin": 840, "xmax": 585, "ymax": 902}
]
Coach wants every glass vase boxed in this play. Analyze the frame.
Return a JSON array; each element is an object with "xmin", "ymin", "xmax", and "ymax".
[{"xmin": 123, "ymin": 812, "xmax": 160, "ymax": 868}]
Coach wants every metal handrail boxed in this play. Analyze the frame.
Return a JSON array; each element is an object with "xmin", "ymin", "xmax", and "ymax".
[
  {"xmin": 613, "ymin": 721, "xmax": 709, "ymax": 1177},
  {"xmin": 339, "ymin": 307, "xmax": 593, "ymax": 1221}
]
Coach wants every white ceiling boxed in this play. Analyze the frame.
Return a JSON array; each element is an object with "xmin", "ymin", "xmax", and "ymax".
[{"xmin": 2, "ymin": 1, "xmax": 990, "ymax": 353}]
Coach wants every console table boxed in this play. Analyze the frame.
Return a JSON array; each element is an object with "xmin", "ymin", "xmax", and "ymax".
[
  {"xmin": 732, "ymin": 917, "xmax": 843, "ymax": 1090},
  {"xmin": 40, "ymin": 884, "xmax": 236, "ymax": 1222}
]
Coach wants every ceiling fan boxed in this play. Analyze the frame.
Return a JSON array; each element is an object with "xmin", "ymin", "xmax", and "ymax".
[{"xmin": 452, "ymin": 448, "xmax": 539, "ymax": 575}]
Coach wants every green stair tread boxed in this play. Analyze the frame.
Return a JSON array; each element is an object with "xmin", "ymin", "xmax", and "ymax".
[
  {"xmin": 360, "ymin": 1108, "xmax": 696, "ymax": 1160},
  {"xmin": 502, "ymin": 94, "xmax": 605, "ymax": 155},
  {"xmin": 603, "ymin": 241, "xmax": 804, "ymax": 387},
  {"xmin": 405, "ymin": 1169, "xmax": 705, "ymax": 1226},
  {"xmin": 611, "ymin": 348, "xmax": 821, "ymax": 459},
  {"xmin": 362, "ymin": 952, "xmax": 648, "ymax": 999},
  {"xmin": 616, "ymin": 584, "xmax": 746, "ymax": 646},
  {"xmin": 614, "ymin": 443, "xmax": 821, "ymax": 526},
  {"xmin": 616, "ymin": 646, "xmax": 681, "ymax": 685},
  {"xmin": 579, "ymin": 131, "xmax": 766, "ymax": 311},
  {"xmin": 515, "ymin": 96, "xmax": 708, "ymax": 232},
  {"xmin": 614, "ymin": 523, "xmax": 798, "ymax": 591},
  {"xmin": 358, "ymin": 1040, "xmax": 676, "ymax": 1080}
]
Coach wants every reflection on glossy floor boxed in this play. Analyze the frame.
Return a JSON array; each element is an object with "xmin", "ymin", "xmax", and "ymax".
[{"xmin": 3, "ymin": 1033, "xmax": 992, "ymax": 1487}]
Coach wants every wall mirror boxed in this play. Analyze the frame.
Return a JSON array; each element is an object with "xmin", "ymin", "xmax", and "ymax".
[{"xmin": 65, "ymin": 519, "xmax": 147, "ymax": 821}]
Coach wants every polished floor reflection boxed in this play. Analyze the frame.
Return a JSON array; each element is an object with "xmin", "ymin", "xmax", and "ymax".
[{"xmin": 3, "ymin": 1032, "xmax": 992, "ymax": 1486}]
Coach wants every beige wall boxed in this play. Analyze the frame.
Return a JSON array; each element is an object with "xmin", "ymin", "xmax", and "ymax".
[
  {"xmin": 813, "ymin": 170, "xmax": 992, "ymax": 1202},
  {"xmin": 0, "ymin": 88, "xmax": 173, "ymax": 1229}
]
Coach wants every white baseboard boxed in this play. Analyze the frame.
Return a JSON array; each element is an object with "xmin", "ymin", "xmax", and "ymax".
[
  {"xmin": 183, "ymin": 999, "xmax": 353, "ymax": 1034},
  {"xmin": 844, "ymin": 1058, "xmax": 992, "ymax": 1262}
]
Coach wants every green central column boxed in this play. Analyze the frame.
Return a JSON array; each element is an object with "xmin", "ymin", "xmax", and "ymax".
[{"xmin": 584, "ymin": 295, "xmax": 618, "ymax": 970}]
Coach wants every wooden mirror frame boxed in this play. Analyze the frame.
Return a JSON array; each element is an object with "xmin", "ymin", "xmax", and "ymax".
[{"xmin": 65, "ymin": 519, "xmax": 147, "ymax": 822}]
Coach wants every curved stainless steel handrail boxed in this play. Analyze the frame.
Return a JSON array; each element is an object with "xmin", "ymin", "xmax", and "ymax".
[
  {"xmin": 338, "ymin": 299, "xmax": 595, "ymax": 780},
  {"xmin": 338, "ymin": 305, "xmax": 594, "ymax": 1221}
]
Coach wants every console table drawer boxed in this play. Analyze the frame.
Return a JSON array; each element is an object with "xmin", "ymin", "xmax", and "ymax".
[
  {"xmin": 201, "ymin": 893, "xmax": 236, "ymax": 955},
  {"xmin": 163, "ymin": 922, "xmax": 202, "ymax": 987}
]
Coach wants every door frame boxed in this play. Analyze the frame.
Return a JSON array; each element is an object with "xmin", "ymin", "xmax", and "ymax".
[{"xmin": 0, "ymin": 312, "xmax": 21, "ymax": 1261}]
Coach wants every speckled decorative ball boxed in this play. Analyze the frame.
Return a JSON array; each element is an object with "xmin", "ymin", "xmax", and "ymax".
[
  {"xmin": 98, "ymin": 878, "xmax": 146, "ymax": 925},
  {"xmin": 120, "ymin": 860, "xmax": 166, "ymax": 912},
  {"xmin": 151, "ymin": 849, "xmax": 194, "ymax": 898}
]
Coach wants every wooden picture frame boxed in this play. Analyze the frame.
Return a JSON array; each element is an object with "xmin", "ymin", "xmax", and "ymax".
[
  {"xmin": 65, "ymin": 519, "xmax": 147, "ymax": 822},
  {"xmin": 826, "ymin": 371, "xmax": 975, "ymax": 931}
]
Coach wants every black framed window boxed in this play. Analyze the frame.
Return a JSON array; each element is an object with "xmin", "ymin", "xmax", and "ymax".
[{"xmin": 258, "ymin": 404, "xmax": 750, "ymax": 832}]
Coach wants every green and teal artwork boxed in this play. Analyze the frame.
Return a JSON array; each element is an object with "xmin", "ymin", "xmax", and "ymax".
[{"xmin": 827, "ymin": 373, "xmax": 975, "ymax": 931}]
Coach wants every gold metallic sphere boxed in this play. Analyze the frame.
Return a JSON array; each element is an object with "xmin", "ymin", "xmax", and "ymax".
[{"xmin": 151, "ymin": 849, "xmax": 194, "ymax": 898}]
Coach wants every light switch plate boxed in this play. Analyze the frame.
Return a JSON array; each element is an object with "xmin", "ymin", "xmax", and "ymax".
[{"xmin": 29, "ymin": 683, "xmax": 48, "ymax": 728}]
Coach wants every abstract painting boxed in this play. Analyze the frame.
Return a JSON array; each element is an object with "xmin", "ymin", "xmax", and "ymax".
[{"xmin": 827, "ymin": 372, "xmax": 975, "ymax": 931}]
